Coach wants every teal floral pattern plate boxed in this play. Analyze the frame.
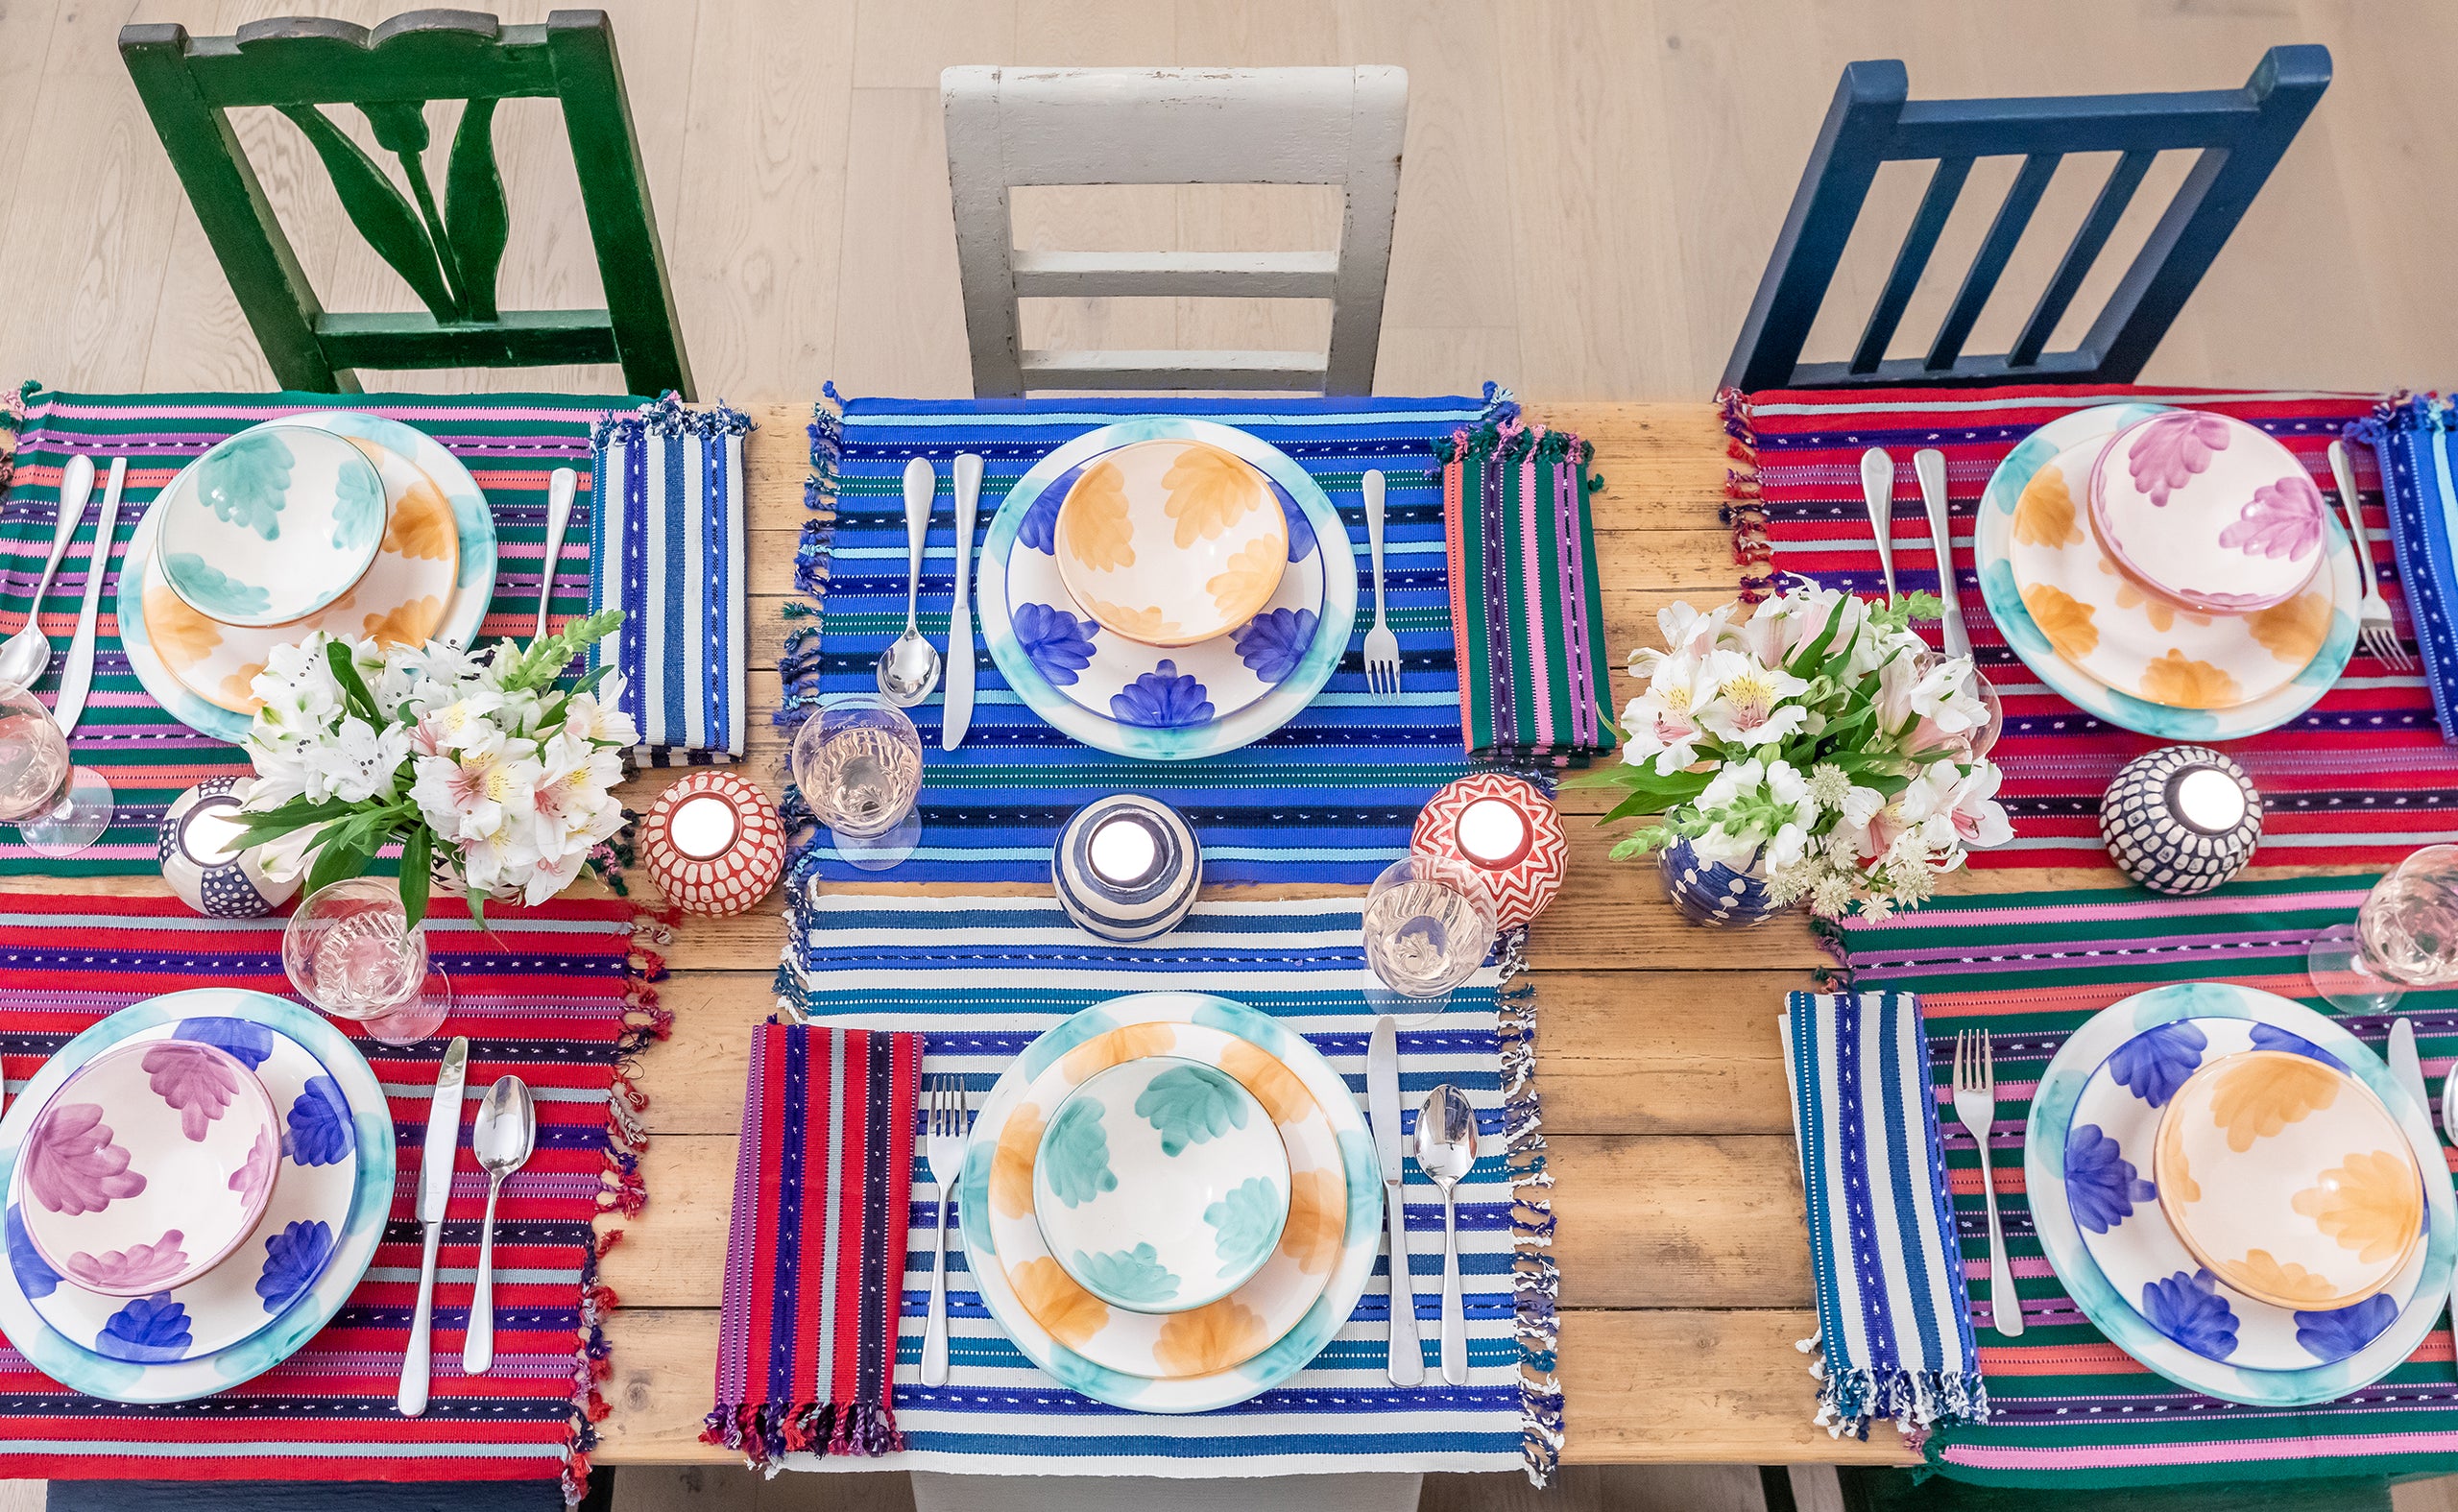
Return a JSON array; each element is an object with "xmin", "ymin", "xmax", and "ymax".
[
  {"xmin": 158, "ymin": 425, "xmax": 386, "ymax": 627},
  {"xmin": 2026, "ymin": 981, "xmax": 2456, "ymax": 1404},
  {"xmin": 1977, "ymin": 403, "xmax": 2361, "ymax": 740},
  {"xmin": 981, "ymin": 420, "xmax": 1356, "ymax": 760},
  {"xmin": 0, "ymin": 989, "xmax": 394, "ymax": 1403}
]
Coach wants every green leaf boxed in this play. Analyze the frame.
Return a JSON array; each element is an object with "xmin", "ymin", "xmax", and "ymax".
[
  {"xmin": 305, "ymin": 835, "xmax": 372, "ymax": 898},
  {"xmin": 277, "ymin": 104, "xmax": 457, "ymax": 320},
  {"xmin": 398, "ymin": 827, "xmax": 432, "ymax": 932},
  {"xmin": 444, "ymin": 97, "xmax": 507, "ymax": 324},
  {"xmin": 325, "ymin": 640, "xmax": 380, "ymax": 723}
]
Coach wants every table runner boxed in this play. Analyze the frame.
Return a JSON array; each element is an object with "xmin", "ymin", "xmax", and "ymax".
[
  {"xmin": 769, "ymin": 894, "xmax": 1556, "ymax": 1481},
  {"xmin": 1834, "ymin": 876, "xmax": 2458, "ymax": 1488},
  {"xmin": 0, "ymin": 889, "xmax": 665, "ymax": 1500},
  {"xmin": 1726, "ymin": 384, "xmax": 2458, "ymax": 869},
  {"xmin": 2350, "ymin": 396, "xmax": 2458, "ymax": 744},
  {"xmin": 783, "ymin": 389, "xmax": 1489, "ymax": 887},
  {"xmin": 0, "ymin": 386, "xmax": 623, "ymax": 876}
]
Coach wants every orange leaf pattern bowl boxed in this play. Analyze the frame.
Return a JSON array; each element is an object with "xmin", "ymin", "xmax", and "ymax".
[{"xmin": 1054, "ymin": 439, "xmax": 1288, "ymax": 648}]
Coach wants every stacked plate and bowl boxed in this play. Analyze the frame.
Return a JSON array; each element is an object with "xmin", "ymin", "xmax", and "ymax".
[
  {"xmin": 0, "ymin": 990, "xmax": 392, "ymax": 1401},
  {"xmin": 958, "ymin": 990, "xmax": 1382, "ymax": 1412},
  {"xmin": 1977, "ymin": 404, "xmax": 2360, "ymax": 740},
  {"xmin": 118, "ymin": 415, "xmax": 499, "ymax": 743}
]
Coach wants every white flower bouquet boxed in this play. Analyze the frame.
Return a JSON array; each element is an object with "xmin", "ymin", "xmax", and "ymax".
[
  {"xmin": 1575, "ymin": 585, "xmax": 2012, "ymax": 921},
  {"xmin": 229, "ymin": 610, "xmax": 637, "ymax": 927}
]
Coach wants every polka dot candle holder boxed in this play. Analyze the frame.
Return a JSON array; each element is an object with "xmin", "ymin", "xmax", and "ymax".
[
  {"xmin": 157, "ymin": 776, "xmax": 301, "ymax": 919},
  {"xmin": 2100, "ymin": 744, "xmax": 2263, "ymax": 896},
  {"xmin": 1409, "ymin": 772, "xmax": 1569, "ymax": 930},
  {"xmin": 641, "ymin": 771, "xmax": 785, "ymax": 916}
]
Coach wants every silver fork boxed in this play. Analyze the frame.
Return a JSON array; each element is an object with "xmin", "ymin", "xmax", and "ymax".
[
  {"xmin": 1362, "ymin": 469, "xmax": 1400, "ymax": 697},
  {"xmin": 2329, "ymin": 440, "xmax": 2413, "ymax": 671},
  {"xmin": 1951, "ymin": 1029, "xmax": 2023, "ymax": 1337},
  {"xmin": 921, "ymin": 1075, "xmax": 973, "ymax": 1386}
]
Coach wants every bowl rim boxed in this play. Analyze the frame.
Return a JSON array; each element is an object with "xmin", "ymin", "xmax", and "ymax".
[
  {"xmin": 1030, "ymin": 1052, "xmax": 1292, "ymax": 1313},
  {"xmin": 19, "ymin": 1033, "xmax": 282, "ymax": 1296},
  {"xmin": 1051, "ymin": 437, "xmax": 1290, "ymax": 649},
  {"xmin": 2151, "ymin": 1047, "xmax": 2422, "ymax": 1311},
  {"xmin": 2084, "ymin": 411, "xmax": 2322, "ymax": 615},
  {"xmin": 157, "ymin": 421, "xmax": 388, "ymax": 629}
]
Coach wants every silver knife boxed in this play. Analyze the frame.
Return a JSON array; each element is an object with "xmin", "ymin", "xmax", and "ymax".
[
  {"xmin": 942, "ymin": 452, "xmax": 981, "ymax": 749},
  {"xmin": 53, "ymin": 457, "xmax": 123, "ymax": 735},
  {"xmin": 398, "ymin": 1035, "xmax": 469, "ymax": 1416},
  {"xmin": 1368, "ymin": 1015, "xmax": 1424, "ymax": 1385},
  {"xmin": 2392, "ymin": 1018, "xmax": 2429, "ymax": 1137},
  {"xmin": 1914, "ymin": 447, "xmax": 1970, "ymax": 661}
]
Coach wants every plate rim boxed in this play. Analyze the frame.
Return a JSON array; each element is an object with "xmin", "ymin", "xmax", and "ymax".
[
  {"xmin": 979, "ymin": 419, "xmax": 1359, "ymax": 761},
  {"xmin": 1976, "ymin": 402, "xmax": 2361, "ymax": 740}
]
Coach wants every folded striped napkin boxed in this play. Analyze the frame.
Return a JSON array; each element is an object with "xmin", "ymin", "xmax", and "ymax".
[
  {"xmin": 589, "ymin": 395, "xmax": 753, "ymax": 764},
  {"xmin": 1781, "ymin": 991, "xmax": 1988, "ymax": 1439},
  {"xmin": 1434, "ymin": 390, "xmax": 1617, "ymax": 766},
  {"xmin": 705, "ymin": 1022, "xmax": 923, "ymax": 1469},
  {"xmin": 2350, "ymin": 396, "xmax": 2454, "ymax": 741}
]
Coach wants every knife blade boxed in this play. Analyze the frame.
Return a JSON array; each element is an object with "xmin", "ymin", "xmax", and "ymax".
[
  {"xmin": 53, "ymin": 458, "xmax": 123, "ymax": 735},
  {"xmin": 942, "ymin": 452, "xmax": 982, "ymax": 749},
  {"xmin": 2392, "ymin": 1018, "xmax": 2430, "ymax": 1136},
  {"xmin": 1368, "ymin": 1015, "xmax": 1424, "ymax": 1385},
  {"xmin": 1914, "ymin": 447, "xmax": 1970, "ymax": 661},
  {"xmin": 398, "ymin": 1035, "xmax": 468, "ymax": 1416}
]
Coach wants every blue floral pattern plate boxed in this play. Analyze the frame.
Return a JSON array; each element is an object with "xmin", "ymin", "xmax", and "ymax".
[
  {"xmin": 11, "ymin": 1016, "xmax": 358, "ymax": 1364},
  {"xmin": 2066, "ymin": 1016, "xmax": 2423, "ymax": 1371},
  {"xmin": 1977, "ymin": 402, "xmax": 2360, "ymax": 741},
  {"xmin": 981, "ymin": 420, "xmax": 1356, "ymax": 760},
  {"xmin": 0, "ymin": 990, "xmax": 394, "ymax": 1403},
  {"xmin": 2027, "ymin": 981, "xmax": 2456, "ymax": 1404}
]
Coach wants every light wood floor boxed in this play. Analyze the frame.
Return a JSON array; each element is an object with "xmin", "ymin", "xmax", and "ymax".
[{"xmin": 0, "ymin": 0, "xmax": 2448, "ymax": 404}]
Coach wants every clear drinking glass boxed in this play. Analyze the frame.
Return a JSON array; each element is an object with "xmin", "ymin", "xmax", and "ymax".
[
  {"xmin": 789, "ymin": 694, "xmax": 924, "ymax": 872},
  {"xmin": 1362, "ymin": 853, "xmax": 1499, "ymax": 1015},
  {"xmin": 2308, "ymin": 845, "xmax": 2458, "ymax": 1012},
  {"xmin": 0, "ymin": 681, "xmax": 112, "ymax": 857},
  {"xmin": 282, "ymin": 876, "xmax": 452, "ymax": 1046}
]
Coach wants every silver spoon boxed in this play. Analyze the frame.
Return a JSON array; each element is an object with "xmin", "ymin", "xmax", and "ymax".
[
  {"xmin": 1413, "ymin": 1082, "xmax": 1476, "ymax": 1386},
  {"xmin": 878, "ymin": 456, "xmax": 942, "ymax": 707},
  {"xmin": 0, "ymin": 455, "xmax": 93, "ymax": 690},
  {"xmin": 461, "ymin": 1073, "xmax": 536, "ymax": 1375},
  {"xmin": 531, "ymin": 467, "xmax": 576, "ymax": 644}
]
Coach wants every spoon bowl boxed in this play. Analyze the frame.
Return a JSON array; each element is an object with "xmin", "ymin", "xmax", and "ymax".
[{"xmin": 878, "ymin": 456, "xmax": 943, "ymax": 707}]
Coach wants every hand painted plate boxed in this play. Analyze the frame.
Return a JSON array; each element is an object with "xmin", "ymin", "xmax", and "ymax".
[
  {"xmin": 987, "ymin": 1021, "xmax": 1343, "ymax": 1379},
  {"xmin": 13, "ymin": 1016, "xmax": 359, "ymax": 1363},
  {"xmin": 2026, "ymin": 981, "xmax": 2455, "ymax": 1404},
  {"xmin": 981, "ymin": 420, "xmax": 1357, "ymax": 760},
  {"xmin": 119, "ymin": 413, "xmax": 497, "ymax": 744},
  {"xmin": 958, "ymin": 992, "xmax": 1381, "ymax": 1411},
  {"xmin": 2008, "ymin": 438, "xmax": 2344, "ymax": 710},
  {"xmin": 1978, "ymin": 403, "xmax": 2360, "ymax": 740},
  {"xmin": 0, "ymin": 989, "xmax": 394, "ymax": 1403},
  {"xmin": 2066, "ymin": 1016, "xmax": 2426, "ymax": 1372}
]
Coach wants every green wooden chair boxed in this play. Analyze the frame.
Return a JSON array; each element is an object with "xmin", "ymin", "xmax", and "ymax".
[{"xmin": 119, "ymin": 9, "xmax": 691, "ymax": 397}]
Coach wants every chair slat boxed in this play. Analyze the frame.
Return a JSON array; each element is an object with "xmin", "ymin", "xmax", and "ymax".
[
  {"xmin": 1850, "ymin": 156, "xmax": 1972, "ymax": 375},
  {"xmin": 1924, "ymin": 153, "xmax": 2059, "ymax": 372},
  {"xmin": 1009, "ymin": 251, "xmax": 1340, "ymax": 300},
  {"xmin": 2009, "ymin": 149, "xmax": 2156, "ymax": 369},
  {"xmin": 1019, "ymin": 349, "xmax": 1329, "ymax": 392}
]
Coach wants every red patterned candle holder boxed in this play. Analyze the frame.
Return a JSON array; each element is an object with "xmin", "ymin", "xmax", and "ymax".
[
  {"xmin": 1409, "ymin": 772, "xmax": 1568, "ymax": 930},
  {"xmin": 641, "ymin": 771, "xmax": 784, "ymax": 917}
]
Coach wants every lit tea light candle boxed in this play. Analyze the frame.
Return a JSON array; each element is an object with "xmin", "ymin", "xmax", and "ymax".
[
  {"xmin": 1454, "ymin": 796, "xmax": 1532, "ymax": 870},
  {"xmin": 1087, "ymin": 812, "xmax": 1162, "ymax": 887},
  {"xmin": 2170, "ymin": 765, "xmax": 2249, "ymax": 835},
  {"xmin": 642, "ymin": 773, "xmax": 784, "ymax": 917},
  {"xmin": 667, "ymin": 793, "xmax": 740, "ymax": 861},
  {"xmin": 179, "ymin": 800, "xmax": 249, "ymax": 869}
]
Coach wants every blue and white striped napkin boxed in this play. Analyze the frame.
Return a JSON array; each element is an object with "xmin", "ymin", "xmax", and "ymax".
[
  {"xmin": 2350, "ymin": 397, "xmax": 2458, "ymax": 742},
  {"xmin": 1781, "ymin": 991, "xmax": 1988, "ymax": 1439},
  {"xmin": 589, "ymin": 395, "xmax": 753, "ymax": 764}
]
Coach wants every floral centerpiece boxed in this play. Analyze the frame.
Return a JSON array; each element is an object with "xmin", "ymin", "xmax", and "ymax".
[
  {"xmin": 229, "ymin": 611, "xmax": 636, "ymax": 927},
  {"xmin": 1576, "ymin": 585, "xmax": 2011, "ymax": 923}
]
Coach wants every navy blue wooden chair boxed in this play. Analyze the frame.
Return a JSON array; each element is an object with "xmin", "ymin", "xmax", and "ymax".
[{"xmin": 1723, "ymin": 46, "xmax": 2330, "ymax": 393}]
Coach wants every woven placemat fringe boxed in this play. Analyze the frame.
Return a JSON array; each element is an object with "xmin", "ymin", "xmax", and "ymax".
[
  {"xmin": 1496, "ymin": 925, "xmax": 1561, "ymax": 1484},
  {"xmin": 1718, "ymin": 386, "xmax": 1771, "ymax": 602}
]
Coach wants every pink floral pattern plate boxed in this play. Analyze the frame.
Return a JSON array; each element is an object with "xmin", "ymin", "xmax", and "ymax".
[{"xmin": 18, "ymin": 1036, "xmax": 278, "ymax": 1296}]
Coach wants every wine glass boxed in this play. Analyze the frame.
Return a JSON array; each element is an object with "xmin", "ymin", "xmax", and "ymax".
[
  {"xmin": 1362, "ymin": 853, "xmax": 1499, "ymax": 1020},
  {"xmin": 2308, "ymin": 845, "xmax": 2458, "ymax": 1012},
  {"xmin": 789, "ymin": 694, "xmax": 924, "ymax": 873},
  {"xmin": 282, "ymin": 876, "xmax": 452, "ymax": 1047},
  {"xmin": 0, "ymin": 681, "xmax": 112, "ymax": 857}
]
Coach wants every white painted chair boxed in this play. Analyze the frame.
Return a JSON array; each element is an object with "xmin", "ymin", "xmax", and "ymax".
[{"xmin": 940, "ymin": 65, "xmax": 1408, "ymax": 396}]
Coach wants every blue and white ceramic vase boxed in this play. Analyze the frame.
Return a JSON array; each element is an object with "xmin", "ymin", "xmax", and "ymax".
[
  {"xmin": 157, "ymin": 776, "xmax": 301, "ymax": 919},
  {"xmin": 2100, "ymin": 744, "xmax": 2262, "ymax": 896},
  {"xmin": 1052, "ymin": 795, "xmax": 1202, "ymax": 942},
  {"xmin": 1657, "ymin": 834, "xmax": 1786, "ymax": 928}
]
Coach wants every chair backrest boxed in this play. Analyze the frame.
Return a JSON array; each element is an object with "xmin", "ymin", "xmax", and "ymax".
[
  {"xmin": 1723, "ymin": 46, "xmax": 2329, "ymax": 393},
  {"xmin": 941, "ymin": 65, "xmax": 1407, "ymax": 396},
  {"xmin": 120, "ymin": 9, "xmax": 691, "ymax": 398}
]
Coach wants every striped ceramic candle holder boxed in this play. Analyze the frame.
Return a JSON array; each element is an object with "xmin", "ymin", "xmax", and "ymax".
[
  {"xmin": 1052, "ymin": 795, "xmax": 1202, "ymax": 942},
  {"xmin": 641, "ymin": 770, "xmax": 786, "ymax": 916}
]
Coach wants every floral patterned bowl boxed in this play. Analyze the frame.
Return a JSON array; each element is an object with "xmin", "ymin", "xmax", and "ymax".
[
  {"xmin": 158, "ymin": 424, "xmax": 387, "ymax": 628},
  {"xmin": 2154, "ymin": 1049, "xmax": 2422, "ymax": 1311},
  {"xmin": 19, "ymin": 1036, "xmax": 280, "ymax": 1297},
  {"xmin": 2086, "ymin": 410, "xmax": 2326, "ymax": 613},
  {"xmin": 1033, "ymin": 1054, "xmax": 1291, "ymax": 1314},
  {"xmin": 1054, "ymin": 439, "xmax": 1289, "ymax": 648}
]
